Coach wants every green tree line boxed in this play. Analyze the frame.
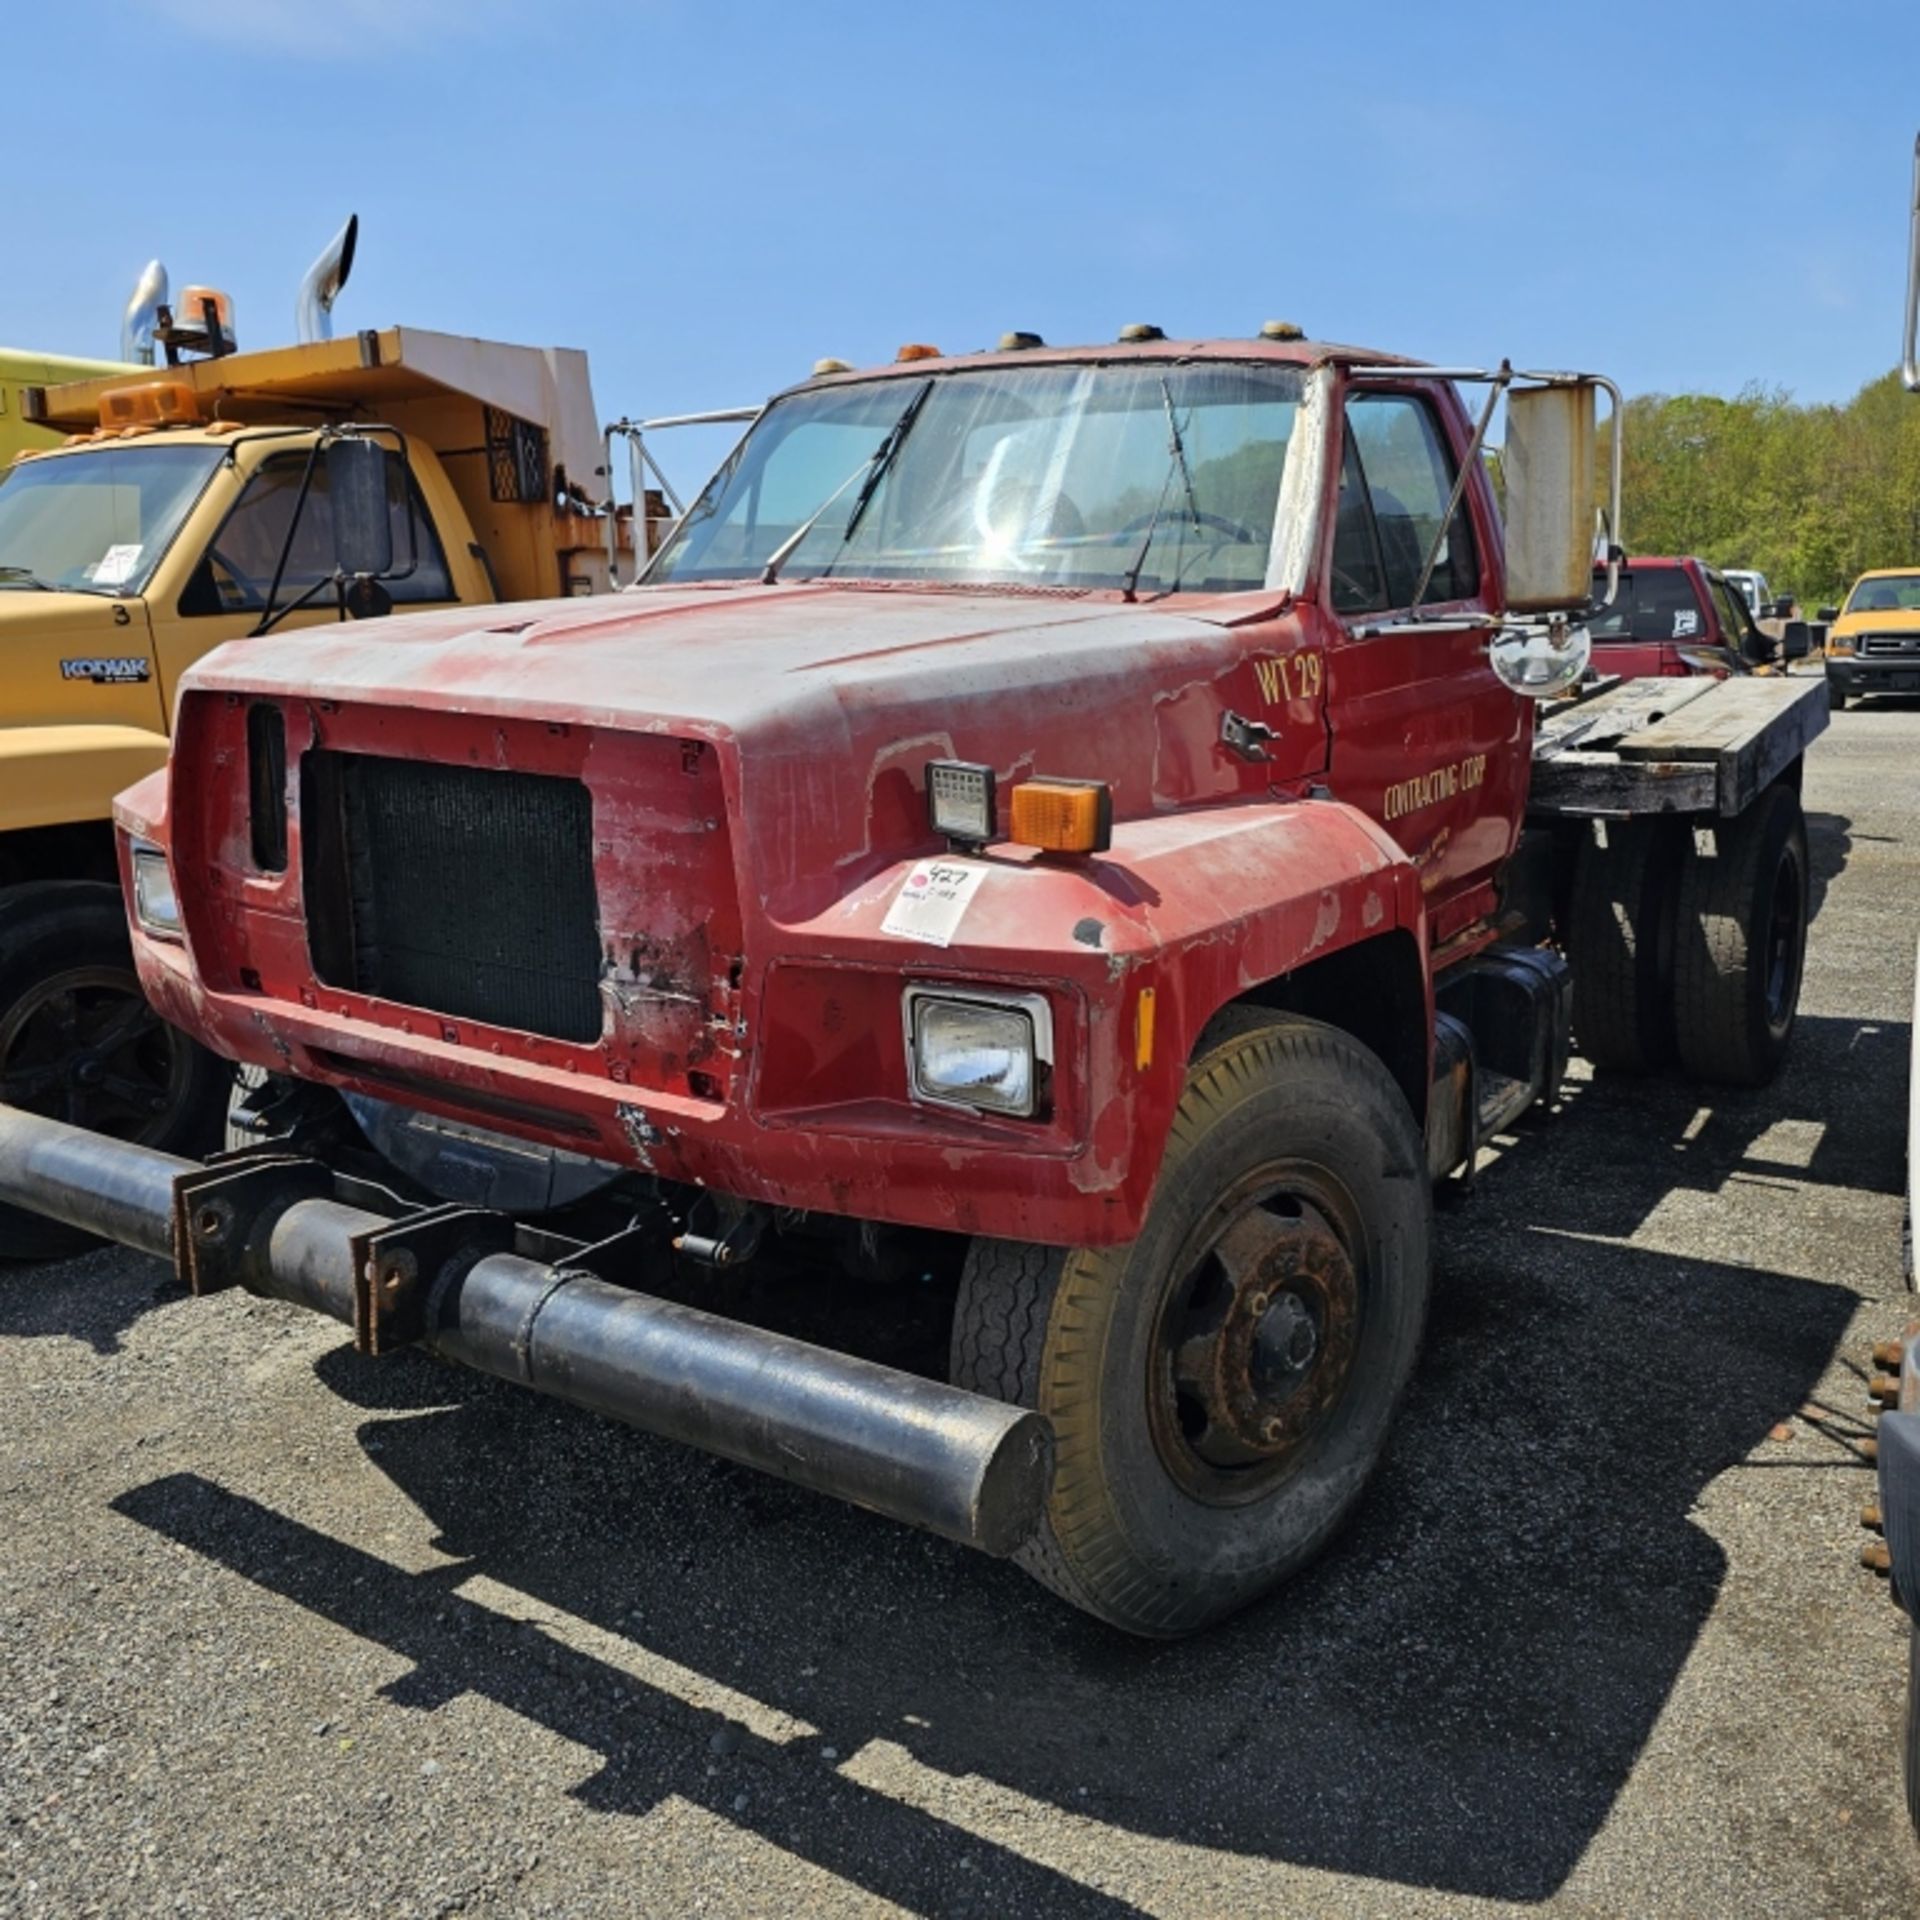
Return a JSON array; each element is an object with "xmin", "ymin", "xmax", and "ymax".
[{"xmin": 1615, "ymin": 372, "xmax": 1920, "ymax": 607}]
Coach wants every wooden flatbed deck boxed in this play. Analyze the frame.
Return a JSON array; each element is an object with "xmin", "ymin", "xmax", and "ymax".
[{"xmin": 1528, "ymin": 674, "xmax": 1830, "ymax": 819}]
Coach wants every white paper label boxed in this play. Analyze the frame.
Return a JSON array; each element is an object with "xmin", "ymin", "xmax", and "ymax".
[
  {"xmin": 90, "ymin": 543, "xmax": 143, "ymax": 587},
  {"xmin": 1672, "ymin": 608, "xmax": 1700, "ymax": 638},
  {"xmin": 880, "ymin": 858, "xmax": 988, "ymax": 948}
]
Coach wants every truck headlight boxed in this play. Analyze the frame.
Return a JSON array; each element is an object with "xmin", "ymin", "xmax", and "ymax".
[
  {"xmin": 130, "ymin": 843, "xmax": 183, "ymax": 938},
  {"xmin": 1828, "ymin": 632, "xmax": 1855, "ymax": 655},
  {"xmin": 904, "ymin": 986, "xmax": 1052, "ymax": 1117}
]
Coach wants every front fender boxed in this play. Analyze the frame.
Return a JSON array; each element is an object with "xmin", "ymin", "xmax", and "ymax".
[
  {"xmin": 760, "ymin": 798, "xmax": 1427, "ymax": 1239},
  {"xmin": 0, "ymin": 725, "xmax": 170, "ymax": 833}
]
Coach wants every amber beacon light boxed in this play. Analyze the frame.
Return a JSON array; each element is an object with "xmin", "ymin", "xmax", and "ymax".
[{"xmin": 1009, "ymin": 778, "xmax": 1112, "ymax": 855}]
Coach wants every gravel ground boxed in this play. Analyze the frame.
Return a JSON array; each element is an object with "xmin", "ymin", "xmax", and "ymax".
[{"xmin": 3, "ymin": 694, "xmax": 1918, "ymax": 1919}]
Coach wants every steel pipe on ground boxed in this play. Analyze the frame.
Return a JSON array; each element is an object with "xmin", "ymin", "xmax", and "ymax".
[{"xmin": 0, "ymin": 1107, "xmax": 1051, "ymax": 1556}]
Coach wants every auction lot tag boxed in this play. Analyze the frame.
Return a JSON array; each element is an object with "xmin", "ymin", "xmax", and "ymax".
[
  {"xmin": 90, "ymin": 543, "xmax": 143, "ymax": 587},
  {"xmin": 881, "ymin": 858, "xmax": 987, "ymax": 947}
]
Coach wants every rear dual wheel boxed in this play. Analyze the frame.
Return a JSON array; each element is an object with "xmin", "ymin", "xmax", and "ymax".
[
  {"xmin": 0, "ymin": 882, "xmax": 230, "ymax": 1262},
  {"xmin": 1565, "ymin": 784, "xmax": 1808, "ymax": 1088},
  {"xmin": 951, "ymin": 1011, "xmax": 1430, "ymax": 1637}
]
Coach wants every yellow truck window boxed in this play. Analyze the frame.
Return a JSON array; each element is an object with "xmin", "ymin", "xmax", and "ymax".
[
  {"xmin": 0, "ymin": 444, "xmax": 222, "ymax": 595},
  {"xmin": 181, "ymin": 449, "xmax": 454, "ymax": 616}
]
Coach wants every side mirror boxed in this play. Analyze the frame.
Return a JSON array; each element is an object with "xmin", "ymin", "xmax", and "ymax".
[
  {"xmin": 325, "ymin": 436, "xmax": 393, "ymax": 580},
  {"xmin": 1783, "ymin": 620, "xmax": 1812, "ymax": 660},
  {"xmin": 1818, "ymin": 604, "xmax": 1840, "ymax": 624},
  {"xmin": 1503, "ymin": 379, "xmax": 1602, "ymax": 614},
  {"xmin": 1488, "ymin": 619, "xmax": 1592, "ymax": 699}
]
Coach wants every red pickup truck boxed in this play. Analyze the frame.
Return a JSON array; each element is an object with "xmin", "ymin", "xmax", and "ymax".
[
  {"xmin": 1585, "ymin": 555, "xmax": 1784, "ymax": 677},
  {"xmin": 0, "ymin": 331, "xmax": 1829, "ymax": 1636}
]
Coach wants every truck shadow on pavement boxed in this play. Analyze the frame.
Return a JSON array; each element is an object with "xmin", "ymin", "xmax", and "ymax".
[
  {"xmin": 106, "ymin": 1010, "xmax": 1894, "ymax": 1909},
  {"xmin": 0, "ymin": 1242, "xmax": 184, "ymax": 1354}
]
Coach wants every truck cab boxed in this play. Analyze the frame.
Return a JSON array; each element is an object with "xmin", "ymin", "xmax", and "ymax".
[{"xmin": 0, "ymin": 327, "xmax": 622, "ymax": 1256}]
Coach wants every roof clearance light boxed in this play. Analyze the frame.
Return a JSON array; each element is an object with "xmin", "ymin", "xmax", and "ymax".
[
  {"xmin": 896, "ymin": 343, "xmax": 942, "ymax": 362},
  {"xmin": 1009, "ymin": 778, "xmax": 1112, "ymax": 855},
  {"xmin": 97, "ymin": 379, "xmax": 200, "ymax": 429},
  {"xmin": 925, "ymin": 759, "xmax": 996, "ymax": 847},
  {"xmin": 1118, "ymin": 323, "xmax": 1165, "ymax": 342},
  {"xmin": 998, "ymin": 331, "xmax": 1045, "ymax": 351},
  {"xmin": 1259, "ymin": 319, "xmax": 1305, "ymax": 341},
  {"xmin": 812, "ymin": 357, "xmax": 854, "ymax": 376}
]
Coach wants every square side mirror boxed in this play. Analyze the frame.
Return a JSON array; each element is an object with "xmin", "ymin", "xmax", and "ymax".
[
  {"xmin": 1503, "ymin": 381, "xmax": 1599, "ymax": 614},
  {"xmin": 325, "ymin": 437, "xmax": 393, "ymax": 579}
]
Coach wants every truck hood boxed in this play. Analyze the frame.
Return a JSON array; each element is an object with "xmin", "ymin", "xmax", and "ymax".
[
  {"xmin": 180, "ymin": 583, "xmax": 1293, "ymax": 915},
  {"xmin": 182, "ymin": 582, "xmax": 1254, "ymax": 733},
  {"xmin": 1833, "ymin": 605, "xmax": 1920, "ymax": 639}
]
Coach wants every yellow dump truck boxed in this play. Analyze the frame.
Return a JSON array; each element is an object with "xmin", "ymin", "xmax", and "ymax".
[{"xmin": 0, "ymin": 325, "xmax": 631, "ymax": 1256}]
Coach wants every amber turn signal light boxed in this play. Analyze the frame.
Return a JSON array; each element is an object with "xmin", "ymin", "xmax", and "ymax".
[
  {"xmin": 1008, "ymin": 779, "xmax": 1112, "ymax": 855},
  {"xmin": 895, "ymin": 343, "xmax": 943, "ymax": 362},
  {"xmin": 97, "ymin": 379, "xmax": 200, "ymax": 429}
]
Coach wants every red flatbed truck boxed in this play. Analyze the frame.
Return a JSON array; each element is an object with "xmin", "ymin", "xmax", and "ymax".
[{"xmin": 0, "ymin": 326, "xmax": 1829, "ymax": 1635}]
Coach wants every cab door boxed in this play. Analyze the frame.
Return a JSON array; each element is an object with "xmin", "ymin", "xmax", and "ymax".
[
  {"xmin": 147, "ymin": 442, "xmax": 467, "ymax": 714},
  {"xmin": 1320, "ymin": 383, "xmax": 1527, "ymax": 951}
]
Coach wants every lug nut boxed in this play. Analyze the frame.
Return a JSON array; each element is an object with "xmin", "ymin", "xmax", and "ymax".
[
  {"xmin": 1864, "ymin": 1437, "xmax": 1880, "ymax": 1463},
  {"xmin": 1863, "ymin": 1540, "xmax": 1892, "ymax": 1575},
  {"xmin": 1873, "ymin": 1339, "xmax": 1909, "ymax": 1371},
  {"xmin": 1869, "ymin": 1375, "xmax": 1902, "ymax": 1408},
  {"xmin": 1862, "ymin": 1503, "xmax": 1884, "ymax": 1533}
]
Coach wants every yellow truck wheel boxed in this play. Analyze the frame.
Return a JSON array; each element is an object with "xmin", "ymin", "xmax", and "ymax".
[{"xmin": 0, "ymin": 881, "xmax": 230, "ymax": 1262}]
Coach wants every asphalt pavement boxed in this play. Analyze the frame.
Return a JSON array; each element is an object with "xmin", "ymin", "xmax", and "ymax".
[{"xmin": 3, "ymin": 692, "xmax": 1918, "ymax": 1919}]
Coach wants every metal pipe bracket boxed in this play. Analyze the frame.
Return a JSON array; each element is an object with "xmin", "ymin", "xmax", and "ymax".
[
  {"xmin": 172, "ymin": 1152, "xmax": 337, "ymax": 1296},
  {"xmin": 349, "ymin": 1205, "xmax": 515, "ymax": 1356}
]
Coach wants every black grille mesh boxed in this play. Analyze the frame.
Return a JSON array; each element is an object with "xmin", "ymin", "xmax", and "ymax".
[{"xmin": 302, "ymin": 752, "xmax": 602, "ymax": 1044}]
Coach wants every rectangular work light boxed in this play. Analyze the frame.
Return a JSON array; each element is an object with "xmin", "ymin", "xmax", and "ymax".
[{"xmin": 925, "ymin": 760, "xmax": 996, "ymax": 847}]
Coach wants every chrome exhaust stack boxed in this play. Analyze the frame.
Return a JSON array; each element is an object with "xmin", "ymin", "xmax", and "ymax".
[
  {"xmin": 120, "ymin": 259, "xmax": 169, "ymax": 366},
  {"xmin": 0, "ymin": 1105, "xmax": 1050, "ymax": 1557},
  {"xmin": 296, "ymin": 214, "xmax": 360, "ymax": 345}
]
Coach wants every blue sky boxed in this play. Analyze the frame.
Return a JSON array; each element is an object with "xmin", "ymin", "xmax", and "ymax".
[{"xmin": 8, "ymin": 0, "xmax": 1915, "ymax": 494}]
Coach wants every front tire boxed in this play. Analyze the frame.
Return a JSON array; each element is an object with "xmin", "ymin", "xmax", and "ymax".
[
  {"xmin": 951, "ymin": 1010, "xmax": 1430, "ymax": 1637},
  {"xmin": 0, "ymin": 882, "xmax": 230, "ymax": 1261}
]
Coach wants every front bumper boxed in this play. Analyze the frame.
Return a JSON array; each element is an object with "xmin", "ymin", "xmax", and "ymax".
[
  {"xmin": 0, "ymin": 1104, "xmax": 1051, "ymax": 1556},
  {"xmin": 1829, "ymin": 658, "xmax": 1920, "ymax": 696}
]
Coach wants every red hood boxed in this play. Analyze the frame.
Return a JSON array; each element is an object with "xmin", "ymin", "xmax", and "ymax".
[
  {"xmin": 177, "ymin": 581, "xmax": 1304, "ymax": 923},
  {"xmin": 182, "ymin": 582, "xmax": 1251, "ymax": 734}
]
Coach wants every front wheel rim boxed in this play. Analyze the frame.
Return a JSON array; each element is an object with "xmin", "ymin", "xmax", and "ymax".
[
  {"xmin": 1150, "ymin": 1161, "xmax": 1366, "ymax": 1506},
  {"xmin": 0, "ymin": 965, "xmax": 189, "ymax": 1141}
]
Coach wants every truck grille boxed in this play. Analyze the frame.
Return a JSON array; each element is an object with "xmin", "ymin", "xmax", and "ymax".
[
  {"xmin": 1859, "ymin": 632, "xmax": 1920, "ymax": 657},
  {"xmin": 301, "ymin": 751, "xmax": 603, "ymax": 1045}
]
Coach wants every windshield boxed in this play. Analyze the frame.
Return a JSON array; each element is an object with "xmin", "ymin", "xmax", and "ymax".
[
  {"xmin": 0, "ymin": 443, "xmax": 223, "ymax": 595},
  {"xmin": 1844, "ymin": 573, "xmax": 1920, "ymax": 614},
  {"xmin": 649, "ymin": 362, "xmax": 1306, "ymax": 594},
  {"xmin": 1586, "ymin": 568, "xmax": 1712, "ymax": 644}
]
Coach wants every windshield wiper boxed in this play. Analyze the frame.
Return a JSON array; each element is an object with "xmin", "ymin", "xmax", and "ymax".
[
  {"xmin": 760, "ymin": 378, "xmax": 935, "ymax": 588},
  {"xmin": 817, "ymin": 378, "xmax": 935, "ymax": 580},
  {"xmin": 1121, "ymin": 379, "xmax": 1203, "ymax": 603},
  {"xmin": 1160, "ymin": 376, "xmax": 1202, "ymax": 531},
  {"xmin": 0, "ymin": 564, "xmax": 54, "ymax": 592}
]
